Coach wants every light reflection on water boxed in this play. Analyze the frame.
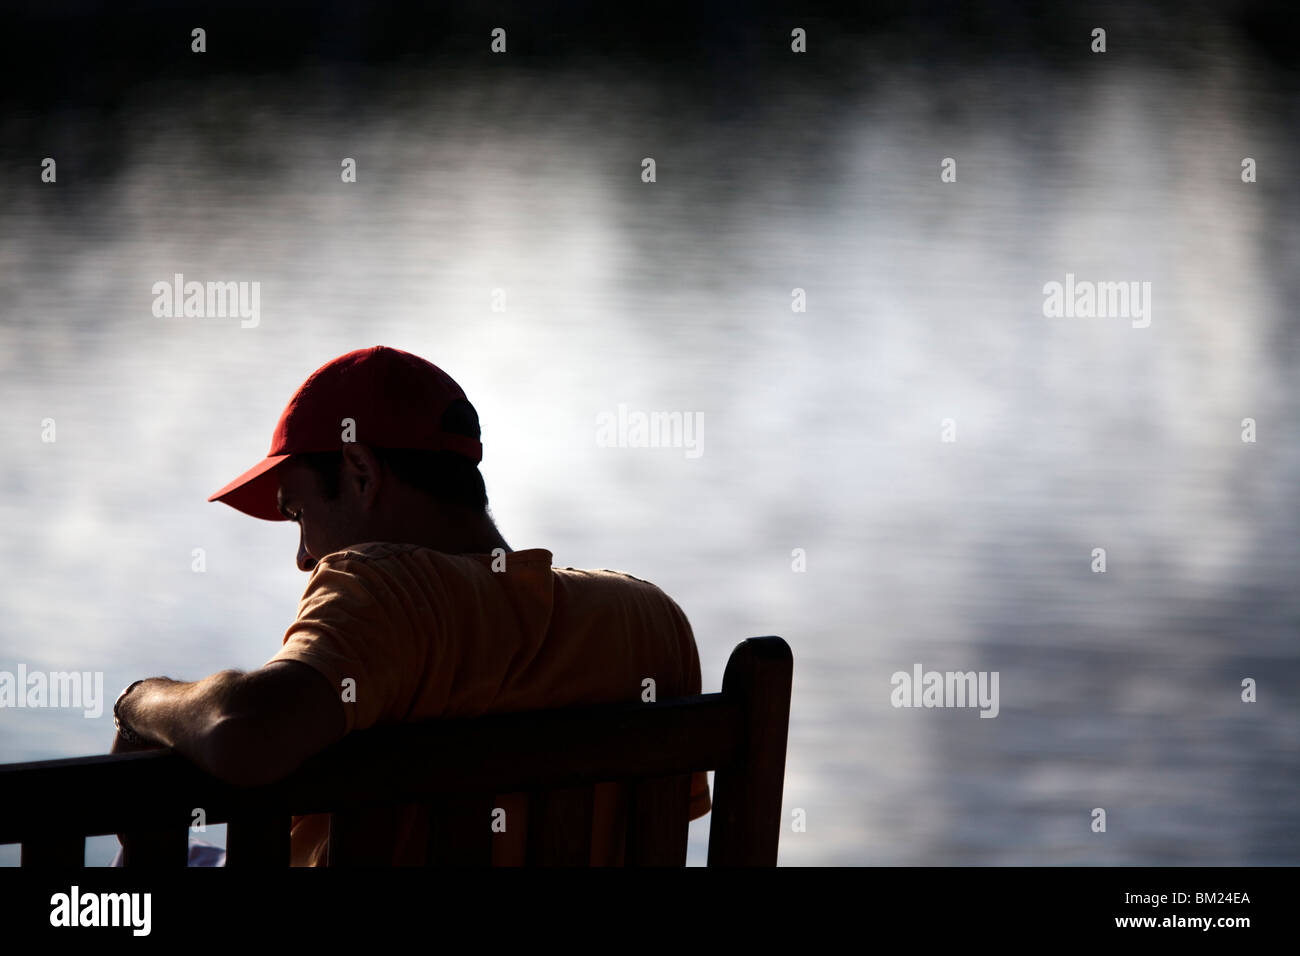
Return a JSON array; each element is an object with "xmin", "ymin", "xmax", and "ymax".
[{"xmin": 1, "ymin": 58, "xmax": 1296, "ymax": 865}]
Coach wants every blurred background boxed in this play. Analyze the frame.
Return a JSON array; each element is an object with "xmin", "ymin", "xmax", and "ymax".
[{"xmin": 1, "ymin": 0, "xmax": 1297, "ymax": 866}]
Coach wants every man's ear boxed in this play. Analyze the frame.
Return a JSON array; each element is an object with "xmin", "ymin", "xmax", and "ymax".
[{"xmin": 340, "ymin": 443, "xmax": 383, "ymax": 509}]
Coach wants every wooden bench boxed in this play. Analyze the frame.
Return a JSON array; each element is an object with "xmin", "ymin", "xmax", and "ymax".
[{"xmin": 0, "ymin": 636, "xmax": 791, "ymax": 866}]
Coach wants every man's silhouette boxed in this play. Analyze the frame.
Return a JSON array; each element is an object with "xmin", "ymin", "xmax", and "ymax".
[{"xmin": 112, "ymin": 345, "xmax": 710, "ymax": 865}]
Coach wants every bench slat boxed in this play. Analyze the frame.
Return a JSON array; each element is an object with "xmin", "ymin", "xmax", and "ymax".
[
  {"xmin": 227, "ymin": 812, "xmax": 290, "ymax": 866},
  {"xmin": 121, "ymin": 828, "xmax": 188, "ymax": 866},
  {"xmin": 626, "ymin": 773, "xmax": 690, "ymax": 865},
  {"xmin": 426, "ymin": 793, "xmax": 495, "ymax": 866},
  {"xmin": 526, "ymin": 786, "xmax": 594, "ymax": 866}
]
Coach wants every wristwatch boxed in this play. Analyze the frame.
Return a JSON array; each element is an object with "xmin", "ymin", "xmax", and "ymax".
[{"xmin": 113, "ymin": 679, "xmax": 149, "ymax": 745}]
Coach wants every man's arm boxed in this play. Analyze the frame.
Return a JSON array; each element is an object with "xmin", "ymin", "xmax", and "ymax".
[{"xmin": 114, "ymin": 660, "xmax": 347, "ymax": 787}]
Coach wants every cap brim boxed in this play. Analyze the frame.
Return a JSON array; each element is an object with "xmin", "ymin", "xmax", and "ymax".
[{"xmin": 208, "ymin": 454, "xmax": 292, "ymax": 521}]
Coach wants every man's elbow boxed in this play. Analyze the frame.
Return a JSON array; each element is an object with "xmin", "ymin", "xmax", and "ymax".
[{"xmin": 201, "ymin": 717, "xmax": 295, "ymax": 788}]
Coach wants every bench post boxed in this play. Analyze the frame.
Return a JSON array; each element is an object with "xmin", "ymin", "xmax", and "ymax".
[{"xmin": 707, "ymin": 636, "xmax": 792, "ymax": 866}]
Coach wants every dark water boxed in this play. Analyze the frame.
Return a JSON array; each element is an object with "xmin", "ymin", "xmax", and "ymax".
[{"xmin": 1, "ymin": 43, "xmax": 1297, "ymax": 865}]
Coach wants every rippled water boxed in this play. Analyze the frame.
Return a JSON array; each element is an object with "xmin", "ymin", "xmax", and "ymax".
[{"xmin": 1, "ymin": 50, "xmax": 1296, "ymax": 865}]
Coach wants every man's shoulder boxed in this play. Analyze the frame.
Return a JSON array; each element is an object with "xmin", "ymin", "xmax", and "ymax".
[
  {"xmin": 554, "ymin": 565, "xmax": 691, "ymax": 620},
  {"xmin": 553, "ymin": 564, "xmax": 658, "ymax": 590}
]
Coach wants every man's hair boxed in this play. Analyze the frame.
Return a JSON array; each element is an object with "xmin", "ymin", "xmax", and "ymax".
[{"xmin": 294, "ymin": 398, "xmax": 488, "ymax": 513}]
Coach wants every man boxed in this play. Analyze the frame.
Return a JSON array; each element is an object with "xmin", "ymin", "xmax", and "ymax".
[{"xmin": 111, "ymin": 345, "xmax": 711, "ymax": 865}]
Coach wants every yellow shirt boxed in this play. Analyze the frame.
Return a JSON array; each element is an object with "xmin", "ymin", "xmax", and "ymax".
[{"xmin": 264, "ymin": 542, "xmax": 711, "ymax": 865}]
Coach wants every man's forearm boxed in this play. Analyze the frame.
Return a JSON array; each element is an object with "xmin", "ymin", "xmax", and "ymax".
[{"xmin": 116, "ymin": 670, "xmax": 244, "ymax": 771}]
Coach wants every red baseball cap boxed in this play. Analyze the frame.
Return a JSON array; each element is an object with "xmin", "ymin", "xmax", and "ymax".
[{"xmin": 208, "ymin": 346, "xmax": 482, "ymax": 521}]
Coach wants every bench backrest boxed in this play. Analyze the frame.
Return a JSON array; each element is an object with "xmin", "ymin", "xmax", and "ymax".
[{"xmin": 0, "ymin": 636, "xmax": 792, "ymax": 867}]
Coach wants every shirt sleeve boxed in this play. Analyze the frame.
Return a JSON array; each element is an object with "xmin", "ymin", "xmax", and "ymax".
[
  {"xmin": 264, "ymin": 551, "xmax": 418, "ymax": 736},
  {"xmin": 672, "ymin": 593, "xmax": 712, "ymax": 819},
  {"xmin": 689, "ymin": 771, "xmax": 712, "ymax": 819}
]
